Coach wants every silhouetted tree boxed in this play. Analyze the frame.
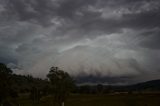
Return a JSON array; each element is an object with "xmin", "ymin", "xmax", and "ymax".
[
  {"xmin": 0, "ymin": 63, "xmax": 13, "ymax": 105},
  {"xmin": 96, "ymin": 84, "xmax": 104, "ymax": 94},
  {"xmin": 79, "ymin": 85, "xmax": 92, "ymax": 94},
  {"xmin": 30, "ymin": 87, "xmax": 41, "ymax": 104},
  {"xmin": 47, "ymin": 66, "xmax": 75, "ymax": 106}
]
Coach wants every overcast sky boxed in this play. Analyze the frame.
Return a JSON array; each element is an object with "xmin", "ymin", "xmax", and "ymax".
[{"xmin": 0, "ymin": 0, "xmax": 160, "ymax": 84}]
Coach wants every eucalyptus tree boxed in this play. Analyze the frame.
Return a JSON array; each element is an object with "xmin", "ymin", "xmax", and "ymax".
[{"xmin": 47, "ymin": 66, "xmax": 75, "ymax": 106}]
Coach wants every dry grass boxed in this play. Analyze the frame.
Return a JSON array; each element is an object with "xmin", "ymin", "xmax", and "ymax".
[{"xmin": 14, "ymin": 93, "xmax": 160, "ymax": 106}]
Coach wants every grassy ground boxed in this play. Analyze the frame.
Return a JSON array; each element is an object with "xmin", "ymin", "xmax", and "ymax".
[{"xmin": 11, "ymin": 93, "xmax": 160, "ymax": 106}]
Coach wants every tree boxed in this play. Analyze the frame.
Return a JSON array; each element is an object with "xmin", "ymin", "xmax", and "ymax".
[
  {"xmin": 0, "ymin": 63, "xmax": 13, "ymax": 105},
  {"xmin": 47, "ymin": 66, "xmax": 75, "ymax": 106},
  {"xmin": 79, "ymin": 85, "xmax": 92, "ymax": 94},
  {"xmin": 30, "ymin": 87, "xmax": 41, "ymax": 104},
  {"xmin": 96, "ymin": 84, "xmax": 104, "ymax": 94}
]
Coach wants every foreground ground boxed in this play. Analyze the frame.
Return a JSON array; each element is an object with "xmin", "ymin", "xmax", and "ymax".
[{"xmin": 11, "ymin": 93, "xmax": 160, "ymax": 106}]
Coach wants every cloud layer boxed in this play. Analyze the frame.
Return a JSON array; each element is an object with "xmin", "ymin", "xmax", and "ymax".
[{"xmin": 0, "ymin": 0, "xmax": 160, "ymax": 84}]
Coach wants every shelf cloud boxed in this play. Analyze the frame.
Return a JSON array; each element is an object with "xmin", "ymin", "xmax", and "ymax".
[{"xmin": 0, "ymin": 0, "xmax": 160, "ymax": 84}]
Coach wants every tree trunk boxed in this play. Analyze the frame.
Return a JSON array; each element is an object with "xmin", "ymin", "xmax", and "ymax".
[{"xmin": 62, "ymin": 102, "xmax": 64, "ymax": 106}]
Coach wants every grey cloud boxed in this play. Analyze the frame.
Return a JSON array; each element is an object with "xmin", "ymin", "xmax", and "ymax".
[
  {"xmin": 2, "ymin": 0, "xmax": 160, "ymax": 32},
  {"xmin": 54, "ymin": 43, "xmax": 145, "ymax": 77},
  {"xmin": 0, "ymin": 0, "xmax": 160, "ymax": 83},
  {"xmin": 0, "ymin": 42, "xmax": 18, "ymax": 64},
  {"xmin": 139, "ymin": 29, "xmax": 160, "ymax": 49}
]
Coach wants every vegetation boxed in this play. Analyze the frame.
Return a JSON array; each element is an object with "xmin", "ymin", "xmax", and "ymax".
[
  {"xmin": 0, "ymin": 63, "xmax": 160, "ymax": 106},
  {"xmin": 6, "ymin": 94, "xmax": 160, "ymax": 106},
  {"xmin": 0, "ymin": 63, "xmax": 13, "ymax": 105},
  {"xmin": 47, "ymin": 66, "xmax": 75, "ymax": 106}
]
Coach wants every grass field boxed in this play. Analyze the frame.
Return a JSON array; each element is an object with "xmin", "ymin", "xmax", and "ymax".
[{"xmin": 10, "ymin": 93, "xmax": 160, "ymax": 106}]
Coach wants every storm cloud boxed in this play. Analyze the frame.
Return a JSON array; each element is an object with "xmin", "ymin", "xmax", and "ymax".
[{"xmin": 0, "ymin": 0, "xmax": 160, "ymax": 84}]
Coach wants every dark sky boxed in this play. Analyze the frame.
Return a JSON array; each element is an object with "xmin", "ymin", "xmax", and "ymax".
[{"xmin": 0, "ymin": 0, "xmax": 160, "ymax": 84}]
